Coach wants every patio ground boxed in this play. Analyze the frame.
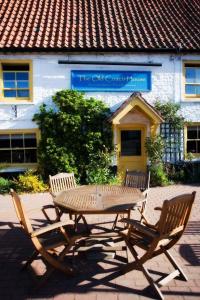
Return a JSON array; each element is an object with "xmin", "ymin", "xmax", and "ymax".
[{"xmin": 0, "ymin": 184, "xmax": 200, "ymax": 300}]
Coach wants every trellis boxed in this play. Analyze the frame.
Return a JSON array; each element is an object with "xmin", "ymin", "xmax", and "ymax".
[{"xmin": 160, "ymin": 123, "xmax": 183, "ymax": 163}]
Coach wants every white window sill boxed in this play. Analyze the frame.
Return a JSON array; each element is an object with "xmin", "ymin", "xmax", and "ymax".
[
  {"xmin": 0, "ymin": 102, "xmax": 34, "ymax": 105},
  {"xmin": 181, "ymin": 99, "xmax": 200, "ymax": 102}
]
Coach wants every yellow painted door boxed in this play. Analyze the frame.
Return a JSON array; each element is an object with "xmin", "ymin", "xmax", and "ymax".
[{"xmin": 117, "ymin": 125, "xmax": 147, "ymax": 177}]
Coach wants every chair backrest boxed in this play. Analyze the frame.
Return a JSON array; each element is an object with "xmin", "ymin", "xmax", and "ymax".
[
  {"xmin": 49, "ymin": 172, "xmax": 77, "ymax": 194},
  {"xmin": 10, "ymin": 189, "xmax": 33, "ymax": 235},
  {"xmin": 157, "ymin": 192, "xmax": 196, "ymax": 237},
  {"xmin": 124, "ymin": 170, "xmax": 150, "ymax": 191}
]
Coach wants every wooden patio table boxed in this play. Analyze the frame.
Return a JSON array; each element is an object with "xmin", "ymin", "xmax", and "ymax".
[
  {"xmin": 54, "ymin": 184, "xmax": 145, "ymax": 219},
  {"xmin": 54, "ymin": 185, "xmax": 145, "ymax": 254}
]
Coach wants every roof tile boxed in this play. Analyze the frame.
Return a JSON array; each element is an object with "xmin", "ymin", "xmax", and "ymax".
[{"xmin": 0, "ymin": 0, "xmax": 199, "ymax": 51}]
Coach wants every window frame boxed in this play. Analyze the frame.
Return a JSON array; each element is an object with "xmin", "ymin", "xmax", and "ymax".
[
  {"xmin": 0, "ymin": 60, "xmax": 33, "ymax": 103},
  {"xmin": 184, "ymin": 123, "xmax": 200, "ymax": 157},
  {"xmin": 0, "ymin": 129, "xmax": 39, "ymax": 167},
  {"xmin": 183, "ymin": 61, "xmax": 200, "ymax": 100}
]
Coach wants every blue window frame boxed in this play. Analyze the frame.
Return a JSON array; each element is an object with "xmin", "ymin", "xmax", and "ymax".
[
  {"xmin": 185, "ymin": 64, "xmax": 200, "ymax": 97},
  {"xmin": 2, "ymin": 64, "xmax": 30, "ymax": 99}
]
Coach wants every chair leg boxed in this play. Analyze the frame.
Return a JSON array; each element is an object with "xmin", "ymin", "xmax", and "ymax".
[
  {"xmin": 21, "ymin": 250, "xmax": 39, "ymax": 270},
  {"xmin": 112, "ymin": 214, "xmax": 119, "ymax": 230},
  {"xmin": 141, "ymin": 264, "xmax": 165, "ymax": 300},
  {"xmin": 80, "ymin": 215, "xmax": 90, "ymax": 232},
  {"xmin": 162, "ymin": 247, "xmax": 188, "ymax": 281},
  {"xmin": 123, "ymin": 240, "xmax": 165, "ymax": 300},
  {"xmin": 74, "ymin": 214, "xmax": 90, "ymax": 232}
]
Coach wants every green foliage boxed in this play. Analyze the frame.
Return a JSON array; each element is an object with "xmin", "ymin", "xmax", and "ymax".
[
  {"xmin": 164, "ymin": 163, "xmax": 185, "ymax": 183},
  {"xmin": 145, "ymin": 135, "xmax": 165, "ymax": 164},
  {"xmin": 145, "ymin": 135, "xmax": 169, "ymax": 186},
  {"xmin": 86, "ymin": 150, "xmax": 116, "ymax": 184},
  {"xmin": 149, "ymin": 163, "xmax": 169, "ymax": 186},
  {"xmin": 185, "ymin": 152, "xmax": 195, "ymax": 161},
  {"xmin": 33, "ymin": 89, "xmax": 113, "ymax": 183},
  {"xmin": 14, "ymin": 170, "xmax": 48, "ymax": 193},
  {"xmin": 0, "ymin": 177, "xmax": 14, "ymax": 194},
  {"xmin": 154, "ymin": 101, "xmax": 184, "ymax": 129}
]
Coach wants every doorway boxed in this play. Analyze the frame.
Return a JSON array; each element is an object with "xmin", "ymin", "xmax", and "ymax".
[{"xmin": 117, "ymin": 125, "xmax": 147, "ymax": 176}]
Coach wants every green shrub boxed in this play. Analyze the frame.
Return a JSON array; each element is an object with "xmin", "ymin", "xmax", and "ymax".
[
  {"xmin": 86, "ymin": 150, "xmax": 116, "ymax": 184},
  {"xmin": 145, "ymin": 135, "xmax": 165, "ymax": 164},
  {"xmin": 154, "ymin": 101, "xmax": 184, "ymax": 129},
  {"xmin": 0, "ymin": 177, "xmax": 14, "ymax": 194},
  {"xmin": 149, "ymin": 164, "xmax": 169, "ymax": 186},
  {"xmin": 14, "ymin": 170, "xmax": 48, "ymax": 193},
  {"xmin": 33, "ymin": 89, "xmax": 113, "ymax": 183},
  {"xmin": 145, "ymin": 135, "xmax": 169, "ymax": 186}
]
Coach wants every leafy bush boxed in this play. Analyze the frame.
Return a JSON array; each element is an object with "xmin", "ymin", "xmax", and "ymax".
[
  {"xmin": 149, "ymin": 163, "xmax": 169, "ymax": 186},
  {"xmin": 33, "ymin": 89, "xmax": 113, "ymax": 183},
  {"xmin": 86, "ymin": 150, "xmax": 116, "ymax": 184},
  {"xmin": 154, "ymin": 101, "xmax": 184, "ymax": 129},
  {"xmin": 145, "ymin": 135, "xmax": 165, "ymax": 164},
  {"xmin": 0, "ymin": 177, "xmax": 14, "ymax": 194},
  {"xmin": 14, "ymin": 170, "xmax": 47, "ymax": 193},
  {"xmin": 145, "ymin": 135, "xmax": 169, "ymax": 186}
]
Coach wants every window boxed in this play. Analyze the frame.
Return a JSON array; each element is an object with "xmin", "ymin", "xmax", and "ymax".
[
  {"xmin": 184, "ymin": 63, "xmax": 200, "ymax": 98},
  {"xmin": 0, "ymin": 61, "xmax": 32, "ymax": 101},
  {"xmin": 0, "ymin": 132, "xmax": 38, "ymax": 164},
  {"xmin": 186, "ymin": 126, "xmax": 200, "ymax": 154},
  {"xmin": 121, "ymin": 130, "xmax": 141, "ymax": 156}
]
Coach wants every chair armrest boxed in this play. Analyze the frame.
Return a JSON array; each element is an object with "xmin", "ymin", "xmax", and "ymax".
[
  {"xmin": 154, "ymin": 206, "xmax": 162, "ymax": 211},
  {"xmin": 120, "ymin": 218, "xmax": 158, "ymax": 238},
  {"xmin": 142, "ymin": 188, "xmax": 150, "ymax": 198},
  {"xmin": 49, "ymin": 189, "xmax": 56, "ymax": 199},
  {"xmin": 31, "ymin": 220, "xmax": 74, "ymax": 237},
  {"xmin": 41, "ymin": 204, "xmax": 62, "ymax": 224}
]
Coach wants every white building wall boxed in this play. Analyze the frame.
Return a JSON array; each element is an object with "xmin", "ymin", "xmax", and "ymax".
[{"xmin": 0, "ymin": 52, "xmax": 200, "ymax": 130}]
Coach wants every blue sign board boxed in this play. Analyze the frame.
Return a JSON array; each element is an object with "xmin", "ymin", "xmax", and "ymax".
[{"xmin": 71, "ymin": 70, "xmax": 151, "ymax": 92}]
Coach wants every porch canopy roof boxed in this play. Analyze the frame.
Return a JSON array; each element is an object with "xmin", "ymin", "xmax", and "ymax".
[{"xmin": 109, "ymin": 92, "xmax": 164, "ymax": 125}]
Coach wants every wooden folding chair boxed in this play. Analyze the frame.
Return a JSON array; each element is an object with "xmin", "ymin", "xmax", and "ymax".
[
  {"xmin": 45, "ymin": 173, "xmax": 89, "ymax": 231},
  {"xmin": 119, "ymin": 192, "xmax": 196, "ymax": 300},
  {"xmin": 42, "ymin": 173, "xmax": 77, "ymax": 223},
  {"xmin": 113, "ymin": 170, "xmax": 150, "ymax": 229},
  {"xmin": 10, "ymin": 189, "xmax": 86, "ymax": 284}
]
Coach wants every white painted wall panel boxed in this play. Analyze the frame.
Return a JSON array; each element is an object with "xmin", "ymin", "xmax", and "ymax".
[{"xmin": 0, "ymin": 52, "xmax": 200, "ymax": 130}]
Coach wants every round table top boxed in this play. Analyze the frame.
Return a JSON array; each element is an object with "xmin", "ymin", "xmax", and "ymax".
[{"xmin": 54, "ymin": 185, "xmax": 145, "ymax": 213}]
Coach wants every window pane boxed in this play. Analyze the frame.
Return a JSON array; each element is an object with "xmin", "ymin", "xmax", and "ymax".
[
  {"xmin": 121, "ymin": 130, "xmax": 141, "ymax": 156},
  {"xmin": 12, "ymin": 150, "xmax": 24, "ymax": 163},
  {"xmin": 17, "ymin": 81, "xmax": 29, "ymax": 88},
  {"xmin": 24, "ymin": 133, "xmax": 37, "ymax": 147},
  {"xmin": 11, "ymin": 134, "xmax": 23, "ymax": 148},
  {"xmin": 0, "ymin": 135, "xmax": 10, "ymax": 148},
  {"xmin": 197, "ymin": 141, "xmax": 200, "ymax": 153},
  {"xmin": 186, "ymin": 68, "xmax": 195, "ymax": 83},
  {"xmin": 2, "ymin": 64, "xmax": 29, "ymax": 71},
  {"xmin": 3, "ymin": 72, "xmax": 15, "ymax": 80},
  {"xmin": 25, "ymin": 149, "xmax": 37, "ymax": 163},
  {"xmin": 17, "ymin": 89, "xmax": 29, "ymax": 97},
  {"xmin": 0, "ymin": 150, "xmax": 11, "ymax": 163},
  {"xmin": 185, "ymin": 84, "xmax": 200, "ymax": 95},
  {"xmin": 16, "ymin": 72, "xmax": 29, "ymax": 80},
  {"xmin": 4, "ymin": 90, "xmax": 17, "ymax": 97},
  {"xmin": 187, "ymin": 141, "xmax": 197, "ymax": 153},
  {"xmin": 4, "ymin": 81, "xmax": 16, "ymax": 88},
  {"xmin": 186, "ymin": 67, "xmax": 200, "ymax": 83},
  {"xmin": 187, "ymin": 126, "xmax": 198, "ymax": 139}
]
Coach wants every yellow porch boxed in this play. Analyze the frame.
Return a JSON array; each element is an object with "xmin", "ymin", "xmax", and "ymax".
[{"xmin": 109, "ymin": 92, "xmax": 163, "ymax": 177}]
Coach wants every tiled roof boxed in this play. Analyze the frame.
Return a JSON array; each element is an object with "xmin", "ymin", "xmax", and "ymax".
[{"xmin": 0, "ymin": 0, "xmax": 199, "ymax": 52}]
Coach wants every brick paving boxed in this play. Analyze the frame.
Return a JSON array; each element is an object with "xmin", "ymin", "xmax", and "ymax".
[{"xmin": 0, "ymin": 184, "xmax": 200, "ymax": 299}]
